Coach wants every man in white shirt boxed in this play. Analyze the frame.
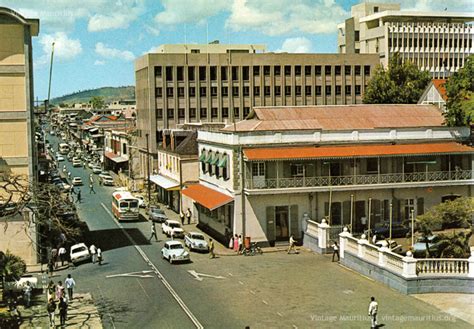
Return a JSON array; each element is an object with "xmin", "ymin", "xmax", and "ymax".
[
  {"xmin": 368, "ymin": 296, "xmax": 378, "ymax": 328},
  {"xmin": 65, "ymin": 274, "xmax": 76, "ymax": 301},
  {"xmin": 288, "ymin": 235, "xmax": 297, "ymax": 254},
  {"xmin": 58, "ymin": 246, "xmax": 67, "ymax": 266},
  {"xmin": 89, "ymin": 244, "xmax": 97, "ymax": 263}
]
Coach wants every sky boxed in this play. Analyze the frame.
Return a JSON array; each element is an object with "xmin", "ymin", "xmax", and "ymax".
[{"xmin": 0, "ymin": 0, "xmax": 471, "ymax": 100}]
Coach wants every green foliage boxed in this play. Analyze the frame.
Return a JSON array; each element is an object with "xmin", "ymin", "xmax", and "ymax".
[
  {"xmin": 436, "ymin": 230, "xmax": 472, "ymax": 258},
  {"xmin": 90, "ymin": 96, "xmax": 105, "ymax": 109},
  {"xmin": 444, "ymin": 55, "xmax": 474, "ymax": 126},
  {"xmin": 51, "ymin": 86, "xmax": 135, "ymax": 105},
  {"xmin": 417, "ymin": 197, "xmax": 473, "ymax": 230},
  {"xmin": 363, "ymin": 53, "xmax": 431, "ymax": 104},
  {"xmin": 0, "ymin": 250, "xmax": 26, "ymax": 281}
]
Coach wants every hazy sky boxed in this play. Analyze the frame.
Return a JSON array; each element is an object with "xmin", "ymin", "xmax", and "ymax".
[{"xmin": 0, "ymin": 0, "xmax": 471, "ymax": 100}]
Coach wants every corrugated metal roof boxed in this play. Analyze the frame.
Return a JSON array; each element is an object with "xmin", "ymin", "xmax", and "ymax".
[
  {"xmin": 432, "ymin": 79, "xmax": 448, "ymax": 101},
  {"xmin": 182, "ymin": 184, "xmax": 234, "ymax": 211},
  {"xmin": 243, "ymin": 142, "xmax": 474, "ymax": 161},
  {"xmin": 222, "ymin": 104, "xmax": 444, "ymax": 132}
]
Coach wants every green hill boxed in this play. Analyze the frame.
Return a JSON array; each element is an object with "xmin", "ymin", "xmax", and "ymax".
[{"xmin": 51, "ymin": 86, "xmax": 135, "ymax": 105}]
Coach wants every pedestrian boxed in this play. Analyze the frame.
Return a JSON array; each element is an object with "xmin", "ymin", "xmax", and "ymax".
[
  {"xmin": 51, "ymin": 247, "xmax": 58, "ymax": 268},
  {"xmin": 48, "ymin": 259, "xmax": 54, "ymax": 276},
  {"xmin": 58, "ymin": 245, "xmax": 67, "ymax": 267},
  {"xmin": 47, "ymin": 298, "xmax": 57, "ymax": 327},
  {"xmin": 89, "ymin": 174, "xmax": 93, "ymax": 184},
  {"xmin": 238, "ymin": 234, "xmax": 243, "ymax": 254},
  {"xmin": 64, "ymin": 274, "xmax": 75, "ymax": 301},
  {"xmin": 368, "ymin": 296, "xmax": 378, "ymax": 329},
  {"xmin": 62, "ymin": 165, "xmax": 66, "ymax": 173},
  {"xmin": 228, "ymin": 234, "xmax": 234, "ymax": 249},
  {"xmin": 67, "ymin": 171, "xmax": 71, "ymax": 179},
  {"xmin": 331, "ymin": 241, "xmax": 340, "ymax": 262},
  {"xmin": 23, "ymin": 281, "xmax": 32, "ymax": 307},
  {"xmin": 209, "ymin": 238, "xmax": 215, "ymax": 259},
  {"xmin": 89, "ymin": 244, "xmax": 97, "ymax": 263},
  {"xmin": 287, "ymin": 235, "xmax": 297, "ymax": 254},
  {"xmin": 233, "ymin": 234, "xmax": 239, "ymax": 252},
  {"xmin": 185, "ymin": 208, "xmax": 192, "ymax": 225},
  {"xmin": 180, "ymin": 211, "xmax": 185, "ymax": 225},
  {"xmin": 76, "ymin": 190, "xmax": 81, "ymax": 203},
  {"xmin": 58, "ymin": 297, "xmax": 68, "ymax": 326},
  {"xmin": 97, "ymin": 247, "xmax": 103, "ymax": 265},
  {"xmin": 89, "ymin": 183, "xmax": 96, "ymax": 194},
  {"xmin": 149, "ymin": 222, "xmax": 158, "ymax": 242},
  {"xmin": 372, "ymin": 234, "xmax": 377, "ymax": 244},
  {"xmin": 47, "ymin": 280, "xmax": 56, "ymax": 301},
  {"xmin": 56, "ymin": 281, "xmax": 65, "ymax": 300}
]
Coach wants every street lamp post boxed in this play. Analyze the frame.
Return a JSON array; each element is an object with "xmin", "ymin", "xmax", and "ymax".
[
  {"xmin": 368, "ymin": 197, "xmax": 372, "ymax": 242},
  {"xmin": 411, "ymin": 209, "xmax": 415, "ymax": 248},
  {"xmin": 146, "ymin": 133, "xmax": 151, "ymax": 205},
  {"xmin": 389, "ymin": 201, "xmax": 393, "ymax": 241}
]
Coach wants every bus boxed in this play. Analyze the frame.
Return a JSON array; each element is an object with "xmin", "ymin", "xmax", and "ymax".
[
  {"xmin": 58, "ymin": 143, "xmax": 70, "ymax": 155},
  {"xmin": 112, "ymin": 191, "xmax": 140, "ymax": 221}
]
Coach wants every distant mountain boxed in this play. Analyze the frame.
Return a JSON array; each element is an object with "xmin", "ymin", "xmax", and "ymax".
[{"xmin": 51, "ymin": 86, "xmax": 135, "ymax": 105}]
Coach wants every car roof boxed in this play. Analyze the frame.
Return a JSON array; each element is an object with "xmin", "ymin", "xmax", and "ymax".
[
  {"xmin": 71, "ymin": 243, "xmax": 87, "ymax": 248},
  {"xmin": 188, "ymin": 232, "xmax": 204, "ymax": 236},
  {"xmin": 166, "ymin": 240, "xmax": 183, "ymax": 246},
  {"xmin": 166, "ymin": 220, "xmax": 180, "ymax": 224}
]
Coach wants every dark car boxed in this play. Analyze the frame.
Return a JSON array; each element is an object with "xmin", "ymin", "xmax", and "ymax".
[
  {"xmin": 148, "ymin": 206, "xmax": 167, "ymax": 223},
  {"xmin": 370, "ymin": 222, "xmax": 410, "ymax": 239}
]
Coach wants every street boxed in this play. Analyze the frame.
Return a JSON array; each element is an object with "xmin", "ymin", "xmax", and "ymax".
[{"xmin": 45, "ymin": 132, "xmax": 473, "ymax": 329}]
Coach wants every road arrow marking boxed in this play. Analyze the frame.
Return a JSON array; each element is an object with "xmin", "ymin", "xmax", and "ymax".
[
  {"xmin": 106, "ymin": 270, "xmax": 154, "ymax": 278},
  {"xmin": 188, "ymin": 270, "xmax": 225, "ymax": 281}
]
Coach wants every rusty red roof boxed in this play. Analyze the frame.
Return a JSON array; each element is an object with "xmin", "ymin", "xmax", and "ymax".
[
  {"xmin": 182, "ymin": 184, "xmax": 233, "ymax": 210},
  {"xmin": 432, "ymin": 79, "xmax": 448, "ymax": 101},
  {"xmin": 243, "ymin": 142, "xmax": 474, "ymax": 161}
]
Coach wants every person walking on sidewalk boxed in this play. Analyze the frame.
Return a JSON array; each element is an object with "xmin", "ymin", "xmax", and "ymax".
[
  {"xmin": 238, "ymin": 235, "xmax": 243, "ymax": 254},
  {"xmin": 89, "ymin": 182, "xmax": 96, "ymax": 194},
  {"xmin": 180, "ymin": 211, "xmax": 185, "ymax": 225},
  {"xmin": 97, "ymin": 247, "xmax": 103, "ymax": 265},
  {"xmin": 58, "ymin": 297, "xmax": 68, "ymax": 327},
  {"xmin": 287, "ymin": 235, "xmax": 297, "ymax": 254},
  {"xmin": 368, "ymin": 296, "xmax": 378, "ymax": 329},
  {"xmin": 331, "ymin": 241, "xmax": 340, "ymax": 262},
  {"xmin": 89, "ymin": 244, "xmax": 97, "ymax": 263},
  {"xmin": 58, "ymin": 245, "xmax": 67, "ymax": 267},
  {"xmin": 47, "ymin": 298, "xmax": 57, "ymax": 327},
  {"xmin": 76, "ymin": 190, "xmax": 82, "ymax": 203},
  {"xmin": 65, "ymin": 274, "xmax": 75, "ymax": 301},
  {"xmin": 56, "ymin": 281, "xmax": 65, "ymax": 300},
  {"xmin": 23, "ymin": 281, "xmax": 32, "ymax": 307},
  {"xmin": 185, "ymin": 208, "xmax": 192, "ymax": 225},
  {"xmin": 209, "ymin": 239, "xmax": 215, "ymax": 259},
  {"xmin": 149, "ymin": 222, "xmax": 158, "ymax": 242}
]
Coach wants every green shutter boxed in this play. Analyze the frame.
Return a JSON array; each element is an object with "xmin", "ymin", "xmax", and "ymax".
[
  {"xmin": 217, "ymin": 156, "xmax": 227, "ymax": 168},
  {"xmin": 205, "ymin": 153, "xmax": 213, "ymax": 163},
  {"xmin": 199, "ymin": 153, "xmax": 206, "ymax": 161},
  {"xmin": 211, "ymin": 155, "xmax": 219, "ymax": 165}
]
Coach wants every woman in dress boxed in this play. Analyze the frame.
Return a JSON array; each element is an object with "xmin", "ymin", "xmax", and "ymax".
[
  {"xmin": 56, "ymin": 281, "xmax": 65, "ymax": 300},
  {"xmin": 233, "ymin": 234, "xmax": 239, "ymax": 251}
]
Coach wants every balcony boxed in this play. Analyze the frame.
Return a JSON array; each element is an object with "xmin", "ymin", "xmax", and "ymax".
[{"xmin": 245, "ymin": 170, "xmax": 473, "ymax": 191}]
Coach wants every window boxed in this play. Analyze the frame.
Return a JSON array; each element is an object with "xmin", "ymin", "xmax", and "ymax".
[
  {"xmin": 177, "ymin": 67, "xmax": 184, "ymax": 81},
  {"xmin": 211, "ymin": 108, "xmax": 218, "ymax": 118},
  {"xmin": 191, "ymin": 49, "xmax": 200, "ymax": 53},
  {"xmin": 200, "ymin": 87, "xmax": 207, "ymax": 97},
  {"xmin": 166, "ymin": 67, "xmax": 173, "ymax": 81},
  {"xmin": 178, "ymin": 87, "xmax": 185, "ymax": 97},
  {"xmin": 315, "ymin": 86, "xmax": 322, "ymax": 96},
  {"xmin": 345, "ymin": 85, "xmax": 351, "ymax": 94},
  {"xmin": 285, "ymin": 86, "xmax": 291, "ymax": 96},
  {"xmin": 295, "ymin": 86, "xmax": 301, "ymax": 96},
  {"xmin": 232, "ymin": 86, "xmax": 239, "ymax": 96},
  {"xmin": 374, "ymin": 6, "xmax": 379, "ymax": 13},
  {"xmin": 167, "ymin": 109, "xmax": 174, "ymax": 119},
  {"xmin": 295, "ymin": 65, "xmax": 301, "ymax": 76},
  {"xmin": 166, "ymin": 87, "xmax": 174, "ymax": 97},
  {"xmin": 222, "ymin": 86, "xmax": 228, "ymax": 96},
  {"xmin": 155, "ymin": 66, "xmax": 162, "ymax": 77},
  {"xmin": 315, "ymin": 65, "xmax": 322, "ymax": 75},
  {"xmin": 221, "ymin": 67, "xmax": 228, "ymax": 80},
  {"xmin": 274, "ymin": 66, "xmax": 281, "ymax": 76},
  {"xmin": 188, "ymin": 67, "xmax": 195, "ymax": 81},
  {"xmin": 345, "ymin": 65, "xmax": 351, "ymax": 75},
  {"xmin": 252, "ymin": 162, "xmax": 265, "ymax": 176},
  {"xmin": 364, "ymin": 65, "xmax": 371, "ymax": 76},
  {"xmin": 243, "ymin": 86, "xmax": 250, "ymax": 96},
  {"xmin": 335, "ymin": 65, "xmax": 341, "ymax": 75},
  {"xmin": 284, "ymin": 65, "xmax": 291, "ymax": 76},
  {"xmin": 275, "ymin": 86, "xmax": 281, "ymax": 96},
  {"xmin": 291, "ymin": 164, "xmax": 304, "ymax": 177},
  {"xmin": 210, "ymin": 66, "xmax": 217, "ymax": 80},
  {"xmin": 156, "ymin": 87, "xmax": 162, "ymax": 97},
  {"xmin": 157, "ymin": 109, "xmax": 163, "ymax": 119},
  {"xmin": 366, "ymin": 158, "xmax": 377, "ymax": 173},
  {"xmin": 264, "ymin": 65, "xmax": 271, "ymax": 76},
  {"xmin": 233, "ymin": 107, "xmax": 239, "ymax": 118},
  {"xmin": 232, "ymin": 67, "xmax": 239, "ymax": 80},
  {"xmin": 178, "ymin": 108, "xmax": 185, "ymax": 119},
  {"xmin": 355, "ymin": 85, "xmax": 361, "ymax": 95},
  {"xmin": 253, "ymin": 66, "xmax": 260, "ymax": 76},
  {"xmin": 305, "ymin": 86, "xmax": 312, "ymax": 96},
  {"xmin": 200, "ymin": 108, "xmax": 207, "ymax": 118},
  {"xmin": 222, "ymin": 107, "xmax": 229, "ymax": 117},
  {"xmin": 243, "ymin": 107, "xmax": 250, "ymax": 117},
  {"xmin": 355, "ymin": 31, "xmax": 360, "ymax": 42},
  {"xmin": 243, "ymin": 66, "xmax": 249, "ymax": 80},
  {"xmin": 189, "ymin": 87, "xmax": 196, "ymax": 97},
  {"xmin": 254, "ymin": 86, "xmax": 260, "ymax": 96},
  {"xmin": 325, "ymin": 86, "xmax": 331, "ymax": 95},
  {"xmin": 209, "ymin": 87, "xmax": 217, "ymax": 97},
  {"xmin": 325, "ymin": 65, "xmax": 331, "ymax": 75},
  {"xmin": 355, "ymin": 66, "xmax": 361, "ymax": 75},
  {"xmin": 264, "ymin": 86, "xmax": 271, "ymax": 96},
  {"xmin": 189, "ymin": 108, "xmax": 196, "ymax": 118},
  {"xmin": 305, "ymin": 65, "xmax": 311, "ymax": 75},
  {"xmin": 335, "ymin": 85, "xmax": 341, "ymax": 95},
  {"xmin": 199, "ymin": 66, "xmax": 206, "ymax": 81}
]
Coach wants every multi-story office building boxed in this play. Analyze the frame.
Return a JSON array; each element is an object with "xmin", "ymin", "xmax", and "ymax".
[
  {"xmin": 135, "ymin": 44, "xmax": 379, "ymax": 175},
  {"xmin": 0, "ymin": 7, "xmax": 39, "ymax": 179},
  {"xmin": 337, "ymin": 3, "xmax": 474, "ymax": 78}
]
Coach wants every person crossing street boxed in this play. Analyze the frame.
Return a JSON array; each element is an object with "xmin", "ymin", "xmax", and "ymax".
[
  {"xmin": 209, "ymin": 239, "xmax": 215, "ymax": 259},
  {"xmin": 149, "ymin": 222, "xmax": 158, "ymax": 242},
  {"xmin": 89, "ymin": 183, "xmax": 96, "ymax": 194}
]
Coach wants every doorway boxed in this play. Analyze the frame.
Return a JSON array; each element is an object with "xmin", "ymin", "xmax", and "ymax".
[
  {"xmin": 354, "ymin": 200, "xmax": 366, "ymax": 233},
  {"xmin": 275, "ymin": 206, "xmax": 289, "ymax": 241}
]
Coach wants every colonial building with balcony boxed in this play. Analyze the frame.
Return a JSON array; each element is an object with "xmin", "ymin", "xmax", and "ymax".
[{"xmin": 184, "ymin": 104, "xmax": 474, "ymax": 246}]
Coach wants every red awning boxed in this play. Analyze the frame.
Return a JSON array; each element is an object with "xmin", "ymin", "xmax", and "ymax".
[
  {"xmin": 243, "ymin": 142, "xmax": 474, "ymax": 161},
  {"xmin": 105, "ymin": 151, "xmax": 118, "ymax": 160},
  {"xmin": 182, "ymin": 184, "xmax": 233, "ymax": 210}
]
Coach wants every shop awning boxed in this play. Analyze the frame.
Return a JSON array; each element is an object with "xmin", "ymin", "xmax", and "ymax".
[
  {"xmin": 150, "ymin": 174, "xmax": 180, "ymax": 190},
  {"xmin": 243, "ymin": 142, "xmax": 474, "ymax": 161},
  {"xmin": 104, "ymin": 152, "xmax": 128, "ymax": 163},
  {"xmin": 182, "ymin": 184, "xmax": 234, "ymax": 211}
]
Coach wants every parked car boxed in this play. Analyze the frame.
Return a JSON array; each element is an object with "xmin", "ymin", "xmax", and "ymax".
[
  {"xmin": 161, "ymin": 241, "xmax": 190, "ymax": 264},
  {"xmin": 72, "ymin": 160, "xmax": 82, "ymax": 167},
  {"xmin": 101, "ymin": 176, "xmax": 114, "ymax": 186},
  {"xmin": 70, "ymin": 243, "xmax": 90, "ymax": 264},
  {"xmin": 148, "ymin": 206, "xmax": 167, "ymax": 223},
  {"xmin": 88, "ymin": 161, "xmax": 96, "ymax": 169},
  {"xmin": 72, "ymin": 177, "xmax": 83, "ymax": 186},
  {"xmin": 162, "ymin": 220, "xmax": 184, "ymax": 238},
  {"xmin": 368, "ymin": 222, "xmax": 410, "ymax": 239},
  {"xmin": 56, "ymin": 155, "xmax": 65, "ymax": 162},
  {"xmin": 4, "ymin": 274, "xmax": 39, "ymax": 292},
  {"xmin": 134, "ymin": 195, "xmax": 147, "ymax": 208},
  {"xmin": 375, "ymin": 239, "xmax": 402, "ymax": 254},
  {"xmin": 413, "ymin": 235, "xmax": 441, "ymax": 257},
  {"xmin": 92, "ymin": 166, "xmax": 102, "ymax": 174},
  {"xmin": 184, "ymin": 232, "xmax": 209, "ymax": 252}
]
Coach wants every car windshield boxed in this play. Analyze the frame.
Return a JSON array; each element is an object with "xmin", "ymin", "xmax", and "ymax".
[
  {"xmin": 169, "ymin": 223, "xmax": 180, "ymax": 228},
  {"xmin": 152, "ymin": 209, "xmax": 164, "ymax": 214},
  {"xmin": 72, "ymin": 246, "xmax": 87, "ymax": 253},
  {"xmin": 191, "ymin": 234, "xmax": 204, "ymax": 240},
  {"xmin": 170, "ymin": 244, "xmax": 183, "ymax": 250}
]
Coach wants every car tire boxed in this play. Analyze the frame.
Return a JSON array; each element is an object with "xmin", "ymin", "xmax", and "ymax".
[{"xmin": 169, "ymin": 258, "xmax": 173, "ymax": 264}]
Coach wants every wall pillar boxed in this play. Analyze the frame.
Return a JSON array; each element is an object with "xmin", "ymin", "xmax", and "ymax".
[
  {"xmin": 318, "ymin": 219, "xmax": 329, "ymax": 250},
  {"xmin": 402, "ymin": 251, "xmax": 417, "ymax": 278},
  {"xmin": 358, "ymin": 234, "xmax": 368, "ymax": 258},
  {"xmin": 339, "ymin": 226, "xmax": 352, "ymax": 259}
]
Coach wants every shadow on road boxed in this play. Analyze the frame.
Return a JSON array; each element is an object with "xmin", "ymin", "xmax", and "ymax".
[{"xmin": 85, "ymin": 228, "xmax": 150, "ymax": 252}]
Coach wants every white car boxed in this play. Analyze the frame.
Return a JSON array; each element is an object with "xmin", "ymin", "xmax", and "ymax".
[
  {"xmin": 70, "ymin": 243, "xmax": 90, "ymax": 264},
  {"xmin": 92, "ymin": 166, "xmax": 102, "ymax": 174},
  {"xmin": 4, "ymin": 275, "xmax": 38, "ymax": 292},
  {"xmin": 184, "ymin": 232, "xmax": 209, "ymax": 252},
  {"xmin": 72, "ymin": 160, "xmax": 82, "ymax": 167},
  {"xmin": 72, "ymin": 177, "xmax": 83, "ymax": 186},
  {"xmin": 56, "ymin": 155, "xmax": 65, "ymax": 162},
  {"xmin": 375, "ymin": 240, "xmax": 403, "ymax": 253},
  {"xmin": 101, "ymin": 176, "xmax": 114, "ymax": 186},
  {"xmin": 134, "ymin": 195, "xmax": 147, "ymax": 208},
  {"xmin": 161, "ymin": 241, "xmax": 190, "ymax": 264},
  {"xmin": 162, "ymin": 220, "xmax": 184, "ymax": 238}
]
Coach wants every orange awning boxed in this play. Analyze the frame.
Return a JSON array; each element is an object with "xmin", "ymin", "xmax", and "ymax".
[
  {"xmin": 182, "ymin": 184, "xmax": 233, "ymax": 210},
  {"xmin": 244, "ymin": 142, "xmax": 474, "ymax": 161}
]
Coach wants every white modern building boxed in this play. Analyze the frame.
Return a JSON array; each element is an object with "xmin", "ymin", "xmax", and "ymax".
[
  {"xmin": 337, "ymin": 3, "xmax": 474, "ymax": 78},
  {"xmin": 182, "ymin": 105, "xmax": 474, "ymax": 246}
]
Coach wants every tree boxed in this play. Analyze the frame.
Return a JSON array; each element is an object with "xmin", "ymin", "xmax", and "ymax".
[
  {"xmin": 90, "ymin": 96, "xmax": 105, "ymax": 109},
  {"xmin": 363, "ymin": 53, "xmax": 431, "ymax": 104},
  {"xmin": 444, "ymin": 55, "xmax": 474, "ymax": 126},
  {"xmin": 0, "ymin": 250, "xmax": 26, "ymax": 281},
  {"xmin": 436, "ymin": 230, "xmax": 472, "ymax": 258}
]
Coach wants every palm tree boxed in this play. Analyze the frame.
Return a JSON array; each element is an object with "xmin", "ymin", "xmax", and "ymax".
[{"xmin": 0, "ymin": 250, "xmax": 26, "ymax": 300}]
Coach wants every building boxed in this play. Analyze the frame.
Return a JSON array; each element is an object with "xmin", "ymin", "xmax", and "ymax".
[
  {"xmin": 135, "ymin": 44, "xmax": 380, "ymax": 177},
  {"xmin": 182, "ymin": 104, "xmax": 474, "ymax": 246},
  {"xmin": 107, "ymin": 99, "xmax": 136, "ymax": 119},
  {"xmin": 418, "ymin": 79, "xmax": 447, "ymax": 111},
  {"xmin": 337, "ymin": 2, "xmax": 474, "ymax": 78},
  {"xmin": 104, "ymin": 129, "xmax": 130, "ymax": 173}
]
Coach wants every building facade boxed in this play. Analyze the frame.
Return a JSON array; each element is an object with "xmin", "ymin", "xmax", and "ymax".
[
  {"xmin": 337, "ymin": 3, "xmax": 474, "ymax": 78},
  {"xmin": 182, "ymin": 105, "xmax": 474, "ymax": 246}
]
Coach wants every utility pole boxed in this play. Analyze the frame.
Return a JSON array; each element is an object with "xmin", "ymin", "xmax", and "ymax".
[
  {"xmin": 146, "ymin": 133, "xmax": 151, "ymax": 205},
  {"xmin": 46, "ymin": 42, "xmax": 55, "ymax": 112}
]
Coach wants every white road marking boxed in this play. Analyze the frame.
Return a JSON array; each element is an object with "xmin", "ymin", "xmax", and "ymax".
[
  {"xmin": 262, "ymin": 300, "xmax": 268, "ymax": 305},
  {"xmin": 238, "ymin": 281, "xmax": 244, "ymax": 285},
  {"xmin": 249, "ymin": 290, "xmax": 256, "ymax": 295},
  {"xmin": 136, "ymin": 278, "xmax": 152, "ymax": 301},
  {"xmin": 100, "ymin": 203, "xmax": 203, "ymax": 329},
  {"xmin": 188, "ymin": 270, "xmax": 225, "ymax": 281},
  {"xmin": 228, "ymin": 272, "xmax": 233, "ymax": 276},
  {"xmin": 276, "ymin": 312, "xmax": 283, "ymax": 317},
  {"xmin": 106, "ymin": 270, "xmax": 154, "ymax": 278},
  {"xmin": 292, "ymin": 325, "xmax": 298, "ymax": 329}
]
